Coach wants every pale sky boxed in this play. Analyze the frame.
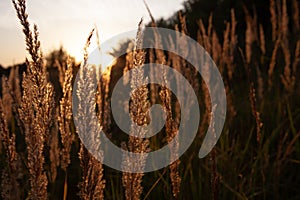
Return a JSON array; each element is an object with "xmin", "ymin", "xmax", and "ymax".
[{"xmin": 0, "ymin": 0, "xmax": 185, "ymax": 68}]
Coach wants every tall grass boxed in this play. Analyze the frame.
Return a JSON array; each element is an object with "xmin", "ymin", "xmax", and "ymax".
[
  {"xmin": 12, "ymin": 0, "xmax": 55, "ymax": 199},
  {"xmin": 0, "ymin": 0, "xmax": 299, "ymax": 199}
]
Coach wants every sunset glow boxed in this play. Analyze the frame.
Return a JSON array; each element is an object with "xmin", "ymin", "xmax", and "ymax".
[{"xmin": 0, "ymin": 0, "xmax": 185, "ymax": 67}]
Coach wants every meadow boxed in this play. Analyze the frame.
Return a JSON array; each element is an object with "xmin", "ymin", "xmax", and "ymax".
[{"xmin": 0, "ymin": 0, "xmax": 300, "ymax": 199}]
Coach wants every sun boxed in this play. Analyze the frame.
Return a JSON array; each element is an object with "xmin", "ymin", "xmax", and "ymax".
[
  {"xmin": 73, "ymin": 51, "xmax": 84, "ymax": 64},
  {"xmin": 72, "ymin": 50, "xmax": 115, "ymax": 73}
]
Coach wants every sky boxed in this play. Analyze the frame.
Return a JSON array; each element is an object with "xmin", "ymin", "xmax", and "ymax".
[{"xmin": 0, "ymin": 0, "xmax": 185, "ymax": 68}]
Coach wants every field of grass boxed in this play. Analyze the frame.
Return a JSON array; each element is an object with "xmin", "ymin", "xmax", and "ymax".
[{"xmin": 0, "ymin": 0, "xmax": 300, "ymax": 199}]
